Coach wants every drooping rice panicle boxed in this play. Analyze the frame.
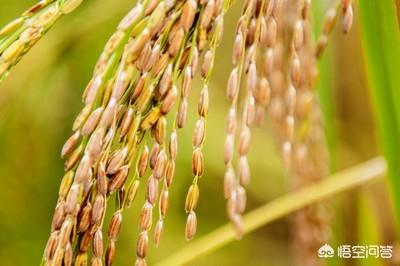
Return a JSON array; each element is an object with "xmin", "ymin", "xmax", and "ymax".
[
  {"xmin": 151, "ymin": 1, "xmax": 206, "ymax": 247},
  {"xmin": 290, "ymin": 2, "xmax": 332, "ymax": 266},
  {"xmin": 0, "ymin": 0, "xmax": 85, "ymax": 83},
  {"xmin": 44, "ymin": 0, "xmax": 227, "ymax": 265},
  {"xmin": 315, "ymin": 6, "xmax": 338, "ymax": 59},
  {"xmin": 43, "ymin": 1, "xmax": 173, "ymax": 264},
  {"xmin": 315, "ymin": 0, "xmax": 353, "ymax": 59},
  {"xmin": 253, "ymin": 0, "xmax": 275, "ymax": 127},
  {"xmin": 184, "ymin": 1, "xmax": 225, "ymax": 241},
  {"xmin": 262, "ymin": 1, "xmax": 332, "ymax": 265},
  {"xmin": 223, "ymin": 0, "xmax": 254, "ymax": 239},
  {"xmin": 280, "ymin": 0, "xmax": 306, "ymax": 172},
  {"xmin": 41, "ymin": 0, "xmax": 357, "ymax": 264},
  {"xmin": 230, "ymin": 0, "xmax": 273, "ymax": 238},
  {"xmin": 223, "ymin": 0, "xmax": 280, "ymax": 238}
]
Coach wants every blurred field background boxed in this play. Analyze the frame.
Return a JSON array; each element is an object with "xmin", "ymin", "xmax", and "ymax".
[{"xmin": 0, "ymin": 0, "xmax": 398, "ymax": 265}]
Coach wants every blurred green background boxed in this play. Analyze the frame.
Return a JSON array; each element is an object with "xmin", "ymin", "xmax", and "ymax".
[{"xmin": 0, "ymin": 0, "xmax": 398, "ymax": 265}]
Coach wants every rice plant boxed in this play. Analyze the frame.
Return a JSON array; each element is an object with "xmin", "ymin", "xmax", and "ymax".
[{"xmin": 0, "ymin": 0, "xmax": 398, "ymax": 265}]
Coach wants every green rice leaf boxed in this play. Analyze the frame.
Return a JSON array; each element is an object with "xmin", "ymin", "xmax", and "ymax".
[{"xmin": 359, "ymin": 0, "xmax": 400, "ymax": 229}]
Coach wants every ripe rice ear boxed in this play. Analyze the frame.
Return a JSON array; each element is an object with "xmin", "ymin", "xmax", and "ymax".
[{"xmin": 0, "ymin": 0, "xmax": 85, "ymax": 82}]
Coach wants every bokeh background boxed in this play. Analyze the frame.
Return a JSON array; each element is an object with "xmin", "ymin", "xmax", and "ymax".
[{"xmin": 0, "ymin": 0, "xmax": 398, "ymax": 265}]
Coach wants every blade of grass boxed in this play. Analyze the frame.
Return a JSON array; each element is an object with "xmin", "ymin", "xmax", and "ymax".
[
  {"xmin": 358, "ymin": 0, "xmax": 400, "ymax": 229},
  {"xmin": 155, "ymin": 157, "xmax": 386, "ymax": 266}
]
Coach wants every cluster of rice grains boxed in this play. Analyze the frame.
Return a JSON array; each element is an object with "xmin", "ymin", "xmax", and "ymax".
[
  {"xmin": 0, "ymin": 0, "xmax": 84, "ymax": 82},
  {"xmin": 315, "ymin": 0, "xmax": 353, "ymax": 58},
  {"xmin": 223, "ymin": 0, "xmax": 354, "ymax": 261},
  {"xmin": 223, "ymin": 0, "xmax": 280, "ymax": 237},
  {"xmin": 41, "ymin": 0, "xmax": 354, "ymax": 265},
  {"xmin": 257, "ymin": 0, "xmax": 353, "ymax": 266},
  {"xmin": 43, "ymin": 0, "xmax": 227, "ymax": 265}
]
